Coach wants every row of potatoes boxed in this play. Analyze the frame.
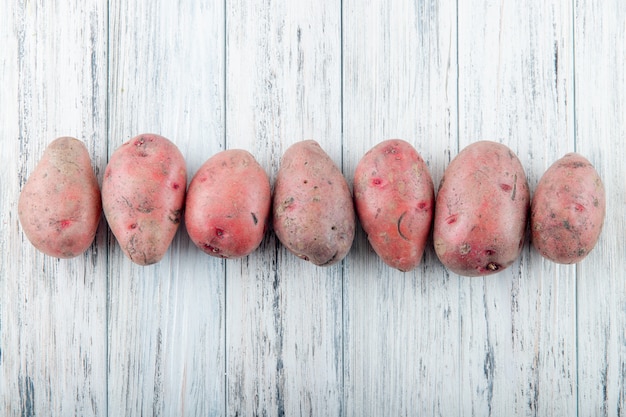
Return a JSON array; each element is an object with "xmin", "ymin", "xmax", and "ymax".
[{"xmin": 18, "ymin": 135, "xmax": 605, "ymax": 276}]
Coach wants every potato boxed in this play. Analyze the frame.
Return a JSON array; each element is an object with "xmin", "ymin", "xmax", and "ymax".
[
  {"xmin": 18, "ymin": 137, "xmax": 102, "ymax": 258},
  {"xmin": 185, "ymin": 149, "xmax": 271, "ymax": 259},
  {"xmin": 273, "ymin": 140, "xmax": 355, "ymax": 266},
  {"xmin": 102, "ymin": 134, "xmax": 186, "ymax": 265},
  {"xmin": 531, "ymin": 153, "xmax": 605, "ymax": 264},
  {"xmin": 433, "ymin": 141, "xmax": 530, "ymax": 276},
  {"xmin": 353, "ymin": 139, "xmax": 434, "ymax": 272}
]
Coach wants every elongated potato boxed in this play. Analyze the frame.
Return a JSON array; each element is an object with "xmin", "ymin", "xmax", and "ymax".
[
  {"xmin": 102, "ymin": 134, "xmax": 186, "ymax": 265},
  {"xmin": 18, "ymin": 137, "xmax": 101, "ymax": 258},
  {"xmin": 273, "ymin": 140, "xmax": 355, "ymax": 266},
  {"xmin": 353, "ymin": 139, "xmax": 434, "ymax": 272},
  {"xmin": 433, "ymin": 141, "xmax": 530, "ymax": 276},
  {"xmin": 185, "ymin": 149, "xmax": 271, "ymax": 258},
  {"xmin": 531, "ymin": 153, "xmax": 605, "ymax": 264}
]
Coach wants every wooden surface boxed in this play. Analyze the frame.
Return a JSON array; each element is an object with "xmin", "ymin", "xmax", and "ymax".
[{"xmin": 1, "ymin": 0, "xmax": 624, "ymax": 415}]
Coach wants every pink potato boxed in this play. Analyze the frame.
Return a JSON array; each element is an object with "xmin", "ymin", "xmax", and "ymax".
[
  {"xmin": 185, "ymin": 149, "xmax": 271, "ymax": 259},
  {"xmin": 273, "ymin": 140, "xmax": 355, "ymax": 266},
  {"xmin": 353, "ymin": 139, "xmax": 434, "ymax": 272},
  {"xmin": 531, "ymin": 153, "xmax": 605, "ymax": 264},
  {"xmin": 102, "ymin": 134, "xmax": 186, "ymax": 265},
  {"xmin": 433, "ymin": 141, "xmax": 530, "ymax": 277},
  {"xmin": 18, "ymin": 137, "xmax": 102, "ymax": 258}
]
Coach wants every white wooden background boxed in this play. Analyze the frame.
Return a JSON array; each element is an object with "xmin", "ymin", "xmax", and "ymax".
[{"xmin": 1, "ymin": 0, "xmax": 624, "ymax": 415}]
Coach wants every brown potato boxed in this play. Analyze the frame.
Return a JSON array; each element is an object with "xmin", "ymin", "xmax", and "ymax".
[
  {"xmin": 353, "ymin": 139, "xmax": 434, "ymax": 272},
  {"xmin": 185, "ymin": 149, "xmax": 271, "ymax": 259},
  {"xmin": 273, "ymin": 140, "xmax": 355, "ymax": 266},
  {"xmin": 102, "ymin": 134, "xmax": 186, "ymax": 265},
  {"xmin": 531, "ymin": 153, "xmax": 605, "ymax": 264},
  {"xmin": 433, "ymin": 141, "xmax": 530, "ymax": 276},
  {"xmin": 18, "ymin": 137, "xmax": 101, "ymax": 258}
]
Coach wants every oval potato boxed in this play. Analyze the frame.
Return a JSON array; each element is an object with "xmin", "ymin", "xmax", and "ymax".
[
  {"xmin": 18, "ymin": 137, "xmax": 102, "ymax": 258},
  {"xmin": 353, "ymin": 139, "xmax": 434, "ymax": 272},
  {"xmin": 531, "ymin": 153, "xmax": 605, "ymax": 264},
  {"xmin": 102, "ymin": 134, "xmax": 186, "ymax": 265},
  {"xmin": 433, "ymin": 141, "xmax": 530, "ymax": 276},
  {"xmin": 273, "ymin": 140, "xmax": 355, "ymax": 266},
  {"xmin": 185, "ymin": 149, "xmax": 271, "ymax": 258}
]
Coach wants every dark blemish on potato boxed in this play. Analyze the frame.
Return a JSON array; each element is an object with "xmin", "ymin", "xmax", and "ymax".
[
  {"xmin": 215, "ymin": 228, "xmax": 224, "ymax": 237},
  {"xmin": 484, "ymin": 249, "xmax": 495, "ymax": 256},
  {"xmin": 417, "ymin": 202, "xmax": 428, "ymax": 210},
  {"xmin": 550, "ymin": 212, "xmax": 556, "ymax": 218},
  {"xmin": 593, "ymin": 198, "xmax": 599, "ymax": 207},
  {"xmin": 561, "ymin": 161, "xmax": 586, "ymax": 169},
  {"xmin": 578, "ymin": 248, "xmax": 587, "ymax": 257},
  {"xmin": 500, "ymin": 183, "xmax": 512, "ymax": 192},
  {"xmin": 563, "ymin": 220, "xmax": 571, "ymax": 230},
  {"xmin": 172, "ymin": 182, "xmax": 180, "ymax": 190},
  {"xmin": 203, "ymin": 243, "xmax": 225, "ymax": 257},
  {"xmin": 135, "ymin": 137, "xmax": 146, "ymax": 147},
  {"xmin": 331, "ymin": 226, "xmax": 337, "ymax": 231},
  {"xmin": 251, "ymin": 212, "xmax": 258, "ymax": 225},
  {"xmin": 129, "ymin": 223, "xmax": 138, "ymax": 230},
  {"xmin": 486, "ymin": 262, "xmax": 500, "ymax": 272},
  {"xmin": 446, "ymin": 214, "xmax": 458, "ymax": 225},
  {"xmin": 371, "ymin": 178, "xmax": 383, "ymax": 186},
  {"xmin": 327, "ymin": 180, "xmax": 333, "ymax": 185},
  {"xmin": 168, "ymin": 209, "xmax": 181, "ymax": 224},
  {"xmin": 397, "ymin": 212, "xmax": 409, "ymax": 241},
  {"xmin": 303, "ymin": 179, "xmax": 308, "ymax": 184},
  {"xmin": 137, "ymin": 202, "xmax": 154, "ymax": 214},
  {"xmin": 459, "ymin": 242, "xmax": 471, "ymax": 255},
  {"xmin": 320, "ymin": 251, "xmax": 339, "ymax": 266},
  {"xmin": 511, "ymin": 175, "xmax": 517, "ymax": 201},
  {"xmin": 298, "ymin": 254, "xmax": 310, "ymax": 261},
  {"xmin": 375, "ymin": 207, "xmax": 381, "ymax": 219}
]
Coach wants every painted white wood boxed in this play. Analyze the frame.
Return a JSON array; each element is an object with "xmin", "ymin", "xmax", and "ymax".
[
  {"xmin": 341, "ymin": 0, "xmax": 460, "ymax": 415},
  {"xmin": 457, "ymin": 0, "xmax": 578, "ymax": 415},
  {"xmin": 0, "ymin": 0, "xmax": 109, "ymax": 415},
  {"xmin": 225, "ymin": 0, "xmax": 343, "ymax": 415},
  {"xmin": 575, "ymin": 0, "xmax": 626, "ymax": 415},
  {"xmin": 1, "ymin": 0, "xmax": 626, "ymax": 416},
  {"xmin": 106, "ymin": 0, "xmax": 226, "ymax": 415}
]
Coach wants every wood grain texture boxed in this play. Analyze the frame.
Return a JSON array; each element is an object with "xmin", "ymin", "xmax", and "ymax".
[
  {"xmin": 1, "ymin": 0, "xmax": 109, "ymax": 415},
  {"xmin": 342, "ymin": 0, "xmax": 459, "ymax": 415},
  {"xmin": 106, "ymin": 0, "xmax": 226, "ymax": 415},
  {"xmin": 575, "ymin": 0, "xmax": 626, "ymax": 415},
  {"xmin": 225, "ymin": 0, "xmax": 343, "ymax": 414},
  {"xmin": 457, "ymin": 0, "xmax": 577, "ymax": 415},
  {"xmin": 1, "ymin": 0, "xmax": 625, "ymax": 416}
]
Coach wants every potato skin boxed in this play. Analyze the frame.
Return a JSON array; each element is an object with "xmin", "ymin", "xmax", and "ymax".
[
  {"xmin": 18, "ymin": 137, "xmax": 102, "ymax": 258},
  {"xmin": 273, "ymin": 140, "xmax": 355, "ymax": 266},
  {"xmin": 433, "ymin": 141, "xmax": 530, "ymax": 276},
  {"xmin": 531, "ymin": 153, "xmax": 605, "ymax": 264},
  {"xmin": 353, "ymin": 139, "xmax": 434, "ymax": 272},
  {"xmin": 185, "ymin": 149, "xmax": 271, "ymax": 259},
  {"xmin": 102, "ymin": 134, "xmax": 186, "ymax": 265}
]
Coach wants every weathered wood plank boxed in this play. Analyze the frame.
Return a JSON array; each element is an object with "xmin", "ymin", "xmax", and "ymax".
[
  {"xmin": 342, "ymin": 0, "xmax": 459, "ymax": 414},
  {"xmin": 457, "ymin": 0, "xmax": 577, "ymax": 415},
  {"xmin": 106, "ymin": 0, "xmax": 226, "ymax": 415},
  {"xmin": 0, "ymin": 0, "xmax": 109, "ymax": 415},
  {"xmin": 575, "ymin": 1, "xmax": 626, "ymax": 415},
  {"xmin": 224, "ymin": 0, "xmax": 343, "ymax": 415}
]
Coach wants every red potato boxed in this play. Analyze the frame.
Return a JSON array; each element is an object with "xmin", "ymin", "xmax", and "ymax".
[
  {"xmin": 273, "ymin": 140, "xmax": 355, "ymax": 266},
  {"xmin": 18, "ymin": 137, "xmax": 101, "ymax": 258},
  {"xmin": 531, "ymin": 153, "xmax": 605, "ymax": 264},
  {"xmin": 102, "ymin": 134, "xmax": 186, "ymax": 265},
  {"xmin": 185, "ymin": 149, "xmax": 271, "ymax": 259},
  {"xmin": 353, "ymin": 139, "xmax": 434, "ymax": 272},
  {"xmin": 433, "ymin": 141, "xmax": 530, "ymax": 277}
]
